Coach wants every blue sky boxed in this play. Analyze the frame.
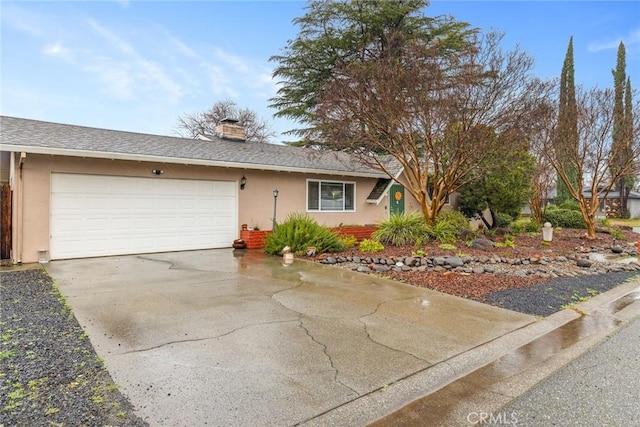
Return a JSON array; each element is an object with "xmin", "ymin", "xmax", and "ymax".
[{"xmin": 2, "ymin": 1, "xmax": 639, "ymax": 144}]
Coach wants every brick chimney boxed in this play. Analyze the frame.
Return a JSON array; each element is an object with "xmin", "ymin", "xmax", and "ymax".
[{"xmin": 214, "ymin": 118, "xmax": 246, "ymax": 142}]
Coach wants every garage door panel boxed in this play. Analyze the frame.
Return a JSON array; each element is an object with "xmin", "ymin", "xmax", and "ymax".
[{"xmin": 51, "ymin": 174, "xmax": 237, "ymax": 259}]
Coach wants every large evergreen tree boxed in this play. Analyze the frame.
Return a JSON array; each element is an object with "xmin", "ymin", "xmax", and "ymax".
[
  {"xmin": 610, "ymin": 42, "xmax": 633, "ymax": 217},
  {"xmin": 269, "ymin": 0, "xmax": 474, "ymax": 140},
  {"xmin": 554, "ymin": 37, "xmax": 578, "ymax": 205}
]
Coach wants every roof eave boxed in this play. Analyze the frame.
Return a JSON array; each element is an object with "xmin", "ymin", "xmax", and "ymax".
[{"xmin": 0, "ymin": 145, "xmax": 386, "ymax": 179}]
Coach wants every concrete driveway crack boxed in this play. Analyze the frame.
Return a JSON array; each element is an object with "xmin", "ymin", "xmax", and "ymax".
[
  {"xmin": 121, "ymin": 318, "xmax": 299, "ymax": 354},
  {"xmin": 298, "ymin": 318, "xmax": 360, "ymax": 397},
  {"xmin": 359, "ymin": 298, "xmax": 432, "ymax": 364}
]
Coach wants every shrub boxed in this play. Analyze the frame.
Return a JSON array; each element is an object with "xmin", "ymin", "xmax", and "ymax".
[
  {"xmin": 338, "ymin": 234, "xmax": 357, "ymax": 249},
  {"xmin": 509, "ymin": 218, "xmax": 529, "ymax": 234},
  {"xmin": 526, "ymin": 220, "xmax": 541, "ymax": 233},
  {"xmin": 359, "ymin": 239, "xmax": 385, "ymax": 253},
  {"xmin": 542, "ymin": 209, "xmax": 586, "ymax": 229},
  {"xmin": 558, "ymin": 200, "xmax": 581, "ymax": 211},
  {"xmin": 510, "ymin": 218, "xmax": 541, "ymax": 234},
  {"xmin": 494, "ymin": 212, "xmax": 513, "ymax": 228},
  {"xmin": 610, "ymin": 228, "xmax": 624, "ymax": 240},
  {"xmin": 372, "ymin": 212, "xmax": 431, "ymax": 246},
  {"xmin": 432, "ymin": 210, "xmax": 469, "ymax": 243},
  {"xmin": 431, "ymin": 220, "xmax": 458, "ymax": 243},
  {"xmin": 436, "ymin": 210, "xmax": 469, "ymax": 230},
  {"xmin": 264, "ymin": 213, "xmax": 343, "ymax": 255}
]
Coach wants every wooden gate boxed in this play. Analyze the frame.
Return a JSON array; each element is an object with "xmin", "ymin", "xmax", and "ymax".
[{"xmin": 1, "ymin": 184, "xmax": 11, "ymax": 260}]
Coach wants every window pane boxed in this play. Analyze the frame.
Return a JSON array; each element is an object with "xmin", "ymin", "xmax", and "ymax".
[
  {"xmin": 321, "ymin": 182, "xmax": 344, "ymax": 210},
  {"xmin": 344, "ymin": 183, "xmax": 354, "ymax": 210},
  {"xmin": 308, "ymin": 181, "xmax": 319, "ymax": 210}
]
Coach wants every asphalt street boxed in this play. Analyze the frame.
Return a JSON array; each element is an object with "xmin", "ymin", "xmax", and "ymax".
[{"xmin": 499, "ymin": 315, "xmax": 640, "ymax": 426}]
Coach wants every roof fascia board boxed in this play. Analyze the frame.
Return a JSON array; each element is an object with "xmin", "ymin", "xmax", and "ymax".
[{"xmin": 0, "ymin": 144, "xmax": 384, "ymax": 179}]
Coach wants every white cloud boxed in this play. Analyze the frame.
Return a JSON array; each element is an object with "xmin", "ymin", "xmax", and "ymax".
[
  {"xmin": 588, "ymin": 27, "xmax": 640, "ymax": 53},
  {"xmin": 42, "ymin": 42, "xmax": 74, "ymax": 61},
  {"xmin": 83, "ymin": 18, "xmax": 185, "ymax": 103}
]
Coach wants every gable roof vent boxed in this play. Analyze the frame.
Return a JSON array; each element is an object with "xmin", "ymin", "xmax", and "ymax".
[{"xmin": 215, "ymin": 118, "xmax": 246, "ymax": 142}]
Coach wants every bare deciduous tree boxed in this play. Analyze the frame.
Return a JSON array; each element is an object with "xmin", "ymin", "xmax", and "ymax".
[
  {"xmin": 177, "ymin": 99, "xmax": 275, "ymax": 143},
  {"xmin": 310, "ymin": 31, "xmax": 552, "ymax": 224},
  {"xmin": 543, "ymin": 86, "xmax": 640, "ymax": 238},
  {"xmin": 528, "ymin": 100, "xmax": 558, "ymax": 224}
]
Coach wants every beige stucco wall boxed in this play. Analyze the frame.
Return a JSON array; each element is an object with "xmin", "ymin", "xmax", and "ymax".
[{"xmin": 13, "ymin": 153, "xmax": 390, "ymax": 263}]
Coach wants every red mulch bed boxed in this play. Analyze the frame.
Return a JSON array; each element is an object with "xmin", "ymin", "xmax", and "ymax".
[{"xmin": 328, "ymin": 228, "xmax": 640, "ymax": 300}]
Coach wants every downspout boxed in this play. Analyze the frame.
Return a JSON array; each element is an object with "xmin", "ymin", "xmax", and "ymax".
[{"xmin": 16, "ymin": 152, "xmax": 26, "ymax": 264}]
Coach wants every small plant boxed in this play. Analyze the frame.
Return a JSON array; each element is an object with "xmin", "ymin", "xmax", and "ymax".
[
  {"xmin": 494, "ymin": 234, "xmax": 515, "ymax": 248},
  {"xmin": 541, "ymin": 240, "xmax": 551, "ymax": 247},
  {"xmin": 439, "ymin": 243, "xmax": 457, "ymax": 251},
  {"xmin": 0, "ymin": 349, "xmax": 16, "ymax": 361},
  {"xmin": 412, "ymin": 249, "xmax": 426, "ymax": 257},
  {"xmin": 359, "ymin": 239, "xmax": 385, "ymax": 253},
  {"xmin": 610, "ymin": 228, "xmax": 624, "ymax": 240},
  {"xmin": 338, "ymin": 234, "xmax": 357, "ymax": 249},
  {"xmin": 45, "ymin": 407, "xmax": 60, "ymax": 416},
  {"xmin": 599, "ymin": 218, "xmax": 611, "ymax": 227}
]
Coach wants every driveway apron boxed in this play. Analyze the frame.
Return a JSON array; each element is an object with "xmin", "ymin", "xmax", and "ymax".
[{"xmin": 46, "ymin": 249, "xmax": 535, "ymax": 426}]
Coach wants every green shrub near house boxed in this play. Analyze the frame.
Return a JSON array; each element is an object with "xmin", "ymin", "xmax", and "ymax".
[
  {"xmin": 434, "ymin": 210, "xmax": 470, "ymax": 243},
  {"xmin": 543, "ymin": 208, "xmax": 586, "ymax": 229},
  {"xmin": 510, "ymin": 218, "xmax": 541, "ymax": 234},
  {"xmin": 372, "ymin": 212, "xmax": 431, "ymax": 246},
  {"xmin": 264, "ymin": 213, "xmax": 344, "ymax": 255}
]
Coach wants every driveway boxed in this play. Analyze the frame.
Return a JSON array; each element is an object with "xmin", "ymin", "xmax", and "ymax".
[{"xmin": 46, "ymin": 250, "xmax": 535, "ymax": 426}]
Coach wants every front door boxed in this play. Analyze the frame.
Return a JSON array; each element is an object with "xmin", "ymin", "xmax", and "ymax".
[{"xmin": 390, "ymin": 184, "xmax": 405, "ymax": 215}]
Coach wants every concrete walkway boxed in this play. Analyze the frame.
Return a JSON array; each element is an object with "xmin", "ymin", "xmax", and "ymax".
[{"xmin": 46, "ymin": 249, "xmax": 536, "ymax": 426}]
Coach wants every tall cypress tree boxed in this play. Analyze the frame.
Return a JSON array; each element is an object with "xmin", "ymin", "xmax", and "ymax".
[
  {"xmin": 611, "ymin": 42, "xmax": 630, "ymax": 217},
  {"xmin": 555, "ymin": 37, "xmax": 578, "ymax": 205}
]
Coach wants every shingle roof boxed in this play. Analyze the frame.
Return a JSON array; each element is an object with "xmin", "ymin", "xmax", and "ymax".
[{"xmin": 1, "ymin": 116, "xmax": 399, "ymax": 178}]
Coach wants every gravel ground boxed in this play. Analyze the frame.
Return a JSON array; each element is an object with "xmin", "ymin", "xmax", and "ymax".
[
  {"xmin": 483, "ymin": 271, "xmax": 640, "ymax": 317},
  {"xmin": 0, "ymin": 269, "xmax": 147, "ymax": 427}
]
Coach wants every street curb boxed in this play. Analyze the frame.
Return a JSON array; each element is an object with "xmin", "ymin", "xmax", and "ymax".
[{"xmin": 301, "ymin": 277, "xmax": 640, "ymax": 426}]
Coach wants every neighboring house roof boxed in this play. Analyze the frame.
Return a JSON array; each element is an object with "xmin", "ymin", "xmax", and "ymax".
[
  {"xmin": 583, "ymin": 190, "xmax": 640, "ymax": 200},
  {"xmin": 0, "ymin": 116, "xmax": 400, "ymax": 178}
]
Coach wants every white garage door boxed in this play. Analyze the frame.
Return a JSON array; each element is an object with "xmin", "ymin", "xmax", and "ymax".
[{"xmin": 50, "ymin": 173, "xmax": 237, "ymax": 259}]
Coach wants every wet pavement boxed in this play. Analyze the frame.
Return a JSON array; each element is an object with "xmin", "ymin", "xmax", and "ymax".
[
  {"xmin": 45, "ymin": 249, "xmax": 536, "ymax": 426},
  {"xmin": 371, "ymin": 280, "xmax": 640, "ymax": 426}
]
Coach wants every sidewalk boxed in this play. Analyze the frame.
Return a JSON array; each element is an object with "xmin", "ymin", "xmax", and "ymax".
[
  {"xmin": 500, "ymin": 315, "xmax": 640, "ymax": 426},
  {"xmin": 365, "ymin": 278, "xmax": 640, "ymax": 427}
]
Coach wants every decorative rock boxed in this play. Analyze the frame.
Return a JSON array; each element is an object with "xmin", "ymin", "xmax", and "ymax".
[
  {"xmin": 445, "ymin": 256, "xmax": 464, "ymax": 268},
  {"xmin": 434, "ymin": 257, "xmax": 446, "ymax": 266},
  {"xmin": 577, "ymin": 258, "xmax": 592, "ymax": 268},
  {"xmin": 404, "ymin": 257, "xmax": 416, "ymax": 267},
  {"xmin": 484, "ymin": 266, "xmax": 496, "ymax": 273},
  {"xmin": 325, "ymin": 257, "xmax": 337, "ymax": 264},
  {"xmin": 357, "ymin": 266, "xmax": 371, "ymax": 273},
  {"xmin": 352, "ymin": 256, "xmax": 361, "ymax": 263},
  {"xmin": 611, "ymin": 245, "xmax": 623, "ymax": 254},
  {"xmin": 472, "ymin": 267, "xmax": 485, "ymax": 274},
  {"xmin": 470, "ymin": 238, "xmax": 495, "ymax": 251},
  {"xmin": 373, "ymin": 265, "xmax": 389, "ymax": 272}
]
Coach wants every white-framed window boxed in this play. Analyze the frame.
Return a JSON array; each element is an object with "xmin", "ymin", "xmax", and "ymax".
[{"xmin": 307, "ymin": 180, "xmax": 356, "ymax": 212}]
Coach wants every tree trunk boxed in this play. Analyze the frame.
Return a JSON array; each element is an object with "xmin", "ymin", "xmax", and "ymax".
[
  {"xmin": 578, "ymin": 198, "xmax": 597, "ymax": 239},
  {"xmin": 619, "ymin": 177, "xmax": 629, "ymax": 218}
]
